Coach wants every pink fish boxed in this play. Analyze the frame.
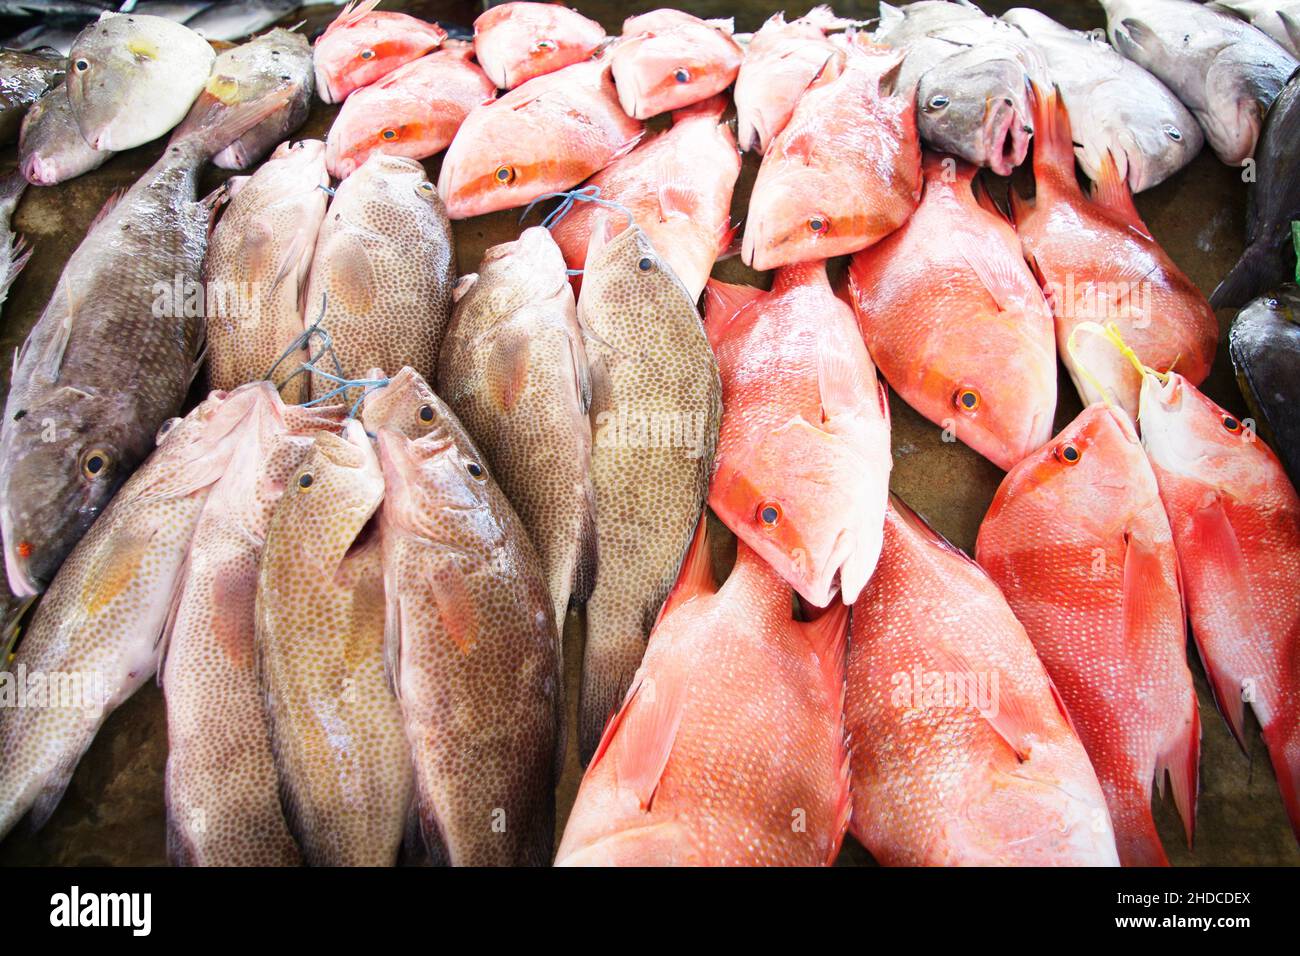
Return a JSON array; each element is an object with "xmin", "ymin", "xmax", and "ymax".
[
  {"xmin": 610, "ymin": 9, "xmax": 743, "ymax": 119},
  {"xmin": 313, "ymin": 0, "xmax": 448, "ymax": 104},
  {"xmin": 473, "ymin": 1, "xmax": 607, "ymax": 89}
]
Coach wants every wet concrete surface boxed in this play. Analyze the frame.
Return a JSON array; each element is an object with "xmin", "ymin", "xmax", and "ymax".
[{"xmin": 1, "ymin": 1, "xmax": 1297, "ymax": 866}]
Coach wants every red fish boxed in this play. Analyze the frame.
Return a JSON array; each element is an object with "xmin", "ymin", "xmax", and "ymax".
[
  {"xmin": 742, "ymin": 36, "xmax": 920, "ymax": 271},
  {"xmin": 473, "ymin": 1, "xmax": 607, "ymax": 90},
  {"xmin": 556, "ymin": 521, "xmax": 850, "ymax": 866},
  {"xmin": 848, "ymin": 152, "xmax": 1056, "ymax": 471},
  {"xmin": 849, "ymin": 499, "xmax": 1120, "ymax": 866},
  {"xmin": 313, "ymin": 0, "xmax": 448, "ymax": 104},
  {"xmin": 975, "ymin": 403, "xmax": 1200, "ymax": 866},
  {"xmin": 610, "ymin": 9, "xmax": 743, "ymax": 120},
  {"xmin": 704, "ymin": 261, "xmax": 891, "ymax": 608}
]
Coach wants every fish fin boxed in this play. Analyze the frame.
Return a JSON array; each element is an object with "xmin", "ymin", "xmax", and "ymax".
[
  {"xmin": 571, "ymin": 477, "xmax": 598, "ymax": 607},
  {"xmin": 610, "ymin": 130, "xmax": 645, "ymax": 163},
  {"xmin": 950, "ymin": 230, "xmax": 1035, "ymax": 315},
  {"xmin": 153, "ymin": 555, "xmax": 190, "ymax": 688},
  {"xmin": 89, "ymin": 188, "xmax": 125, "ymax": 229},
  {"xmin": 27, "ymin": 750, "xmax": 83, "ymax": 832},
  {"xmin": 429, "ymin": 554, "xmax": 478, "ymax": 654},
  {"xmin": 1281, "ymin": 11, "xmax": 1300, "ymax": 52},
  {"xmin": 716, "ymin": 218, "xmax": 738, "ymax": 259},
  {"xmin": 329, "ymin": 0, "xmax": 381, "ymax": 33},
  {"xmin": 653, "ymin": 516, "xmax": 715, "ymax": 627},
  {"xmin": 268, "ymin": 225, "xmax": 314, "ymax": 298},
  {"xmin": 928, "ymin": 642, "xmax": 1034, "ymax": 762},
  {"xmin": 180, "ymin": 86, "xmax": 296, "ymax": 162},
  {"xmin": 972, "ymin": 175, "xmax": 1010, "ymax": 224},
  {"xmin": 1028, "ymin": 81, "xmax": 1078, "ymax": 183},
  {"xmin": 703, "ymin": 17, "xmax": 735, "ymax": 33},
  {"xmin": 702, "ymin": 278, "xmax": 761, "ymax": 348},
  {"xmin": 816, "ymin": 337, "xmax": 873, "ymax": 422},
  {"xmin": 1089, "ymin": 150, "xmax": 1152, "ymax": 239},
  {"xmin": 800, "ymin": 597, "xmax": 848, "ymax": 706},
  {"xmin": 598, "ymin": 668, "xmax": 686, "ymax": 810},
  {"xmin": 656, "ymin": 178, "xmax": 699, "ymax": 222},
  {"xmin": 1209, "ymin": 238, "xmax": 1283, "ymax": 310},
  {"xmin": 1008, "ymin": 185, "xmax": 1034, "ymax": 226},
  {"xmin": 1156, "ymin": 695, "xmax": 1201, "ymax": 850},
  {"xmin": 0, "ymin": 235, "xmax": 32, "ymax": 299},
  {"xmin": 484, "ymin": 324, "xmax": 531, "ymax": 412},
  {"xmin": 670, "ymin": 93, "xmax": 728, "ymax": 126},
  {"xmin": 383, "ymin": 566, "xmax": 403, "ymax": 699}
]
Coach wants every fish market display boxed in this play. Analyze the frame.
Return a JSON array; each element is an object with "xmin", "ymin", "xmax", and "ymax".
[
  {"xmin": 1012, "ymin": 85, "xmax": 1217, "ymax": 420},
  {"xmin": 1211, "ymin": 69, "xmax": 1300, "ymax": 308},
  {"xmin": 1136, "ymin": 367, "xmax": 1300, "ymax": 842},
  {"xmin": 0, "ymin": 172, "xmax": 30, "ymax": 318},
  {"xmin": 163, "ymin": 392, "xmax": 343, "ymax": 867},
  {"xmin": 325, "ymin": 41, "xmax": 494, "ymax": 180},
  {"xmin": 547, "ymin": 94, "xmax": 739, "ymax": 301},
  {"xmin": 18, "ymin": 83, "xmax": 113, "ymax": 185},
  {"xmin": 256, "ymin": 420, "xmax": 412, "ymax": 866},
  {"xmin": 743, "ymin": 35, "xmax": 920, "ymax": 270},
  {"xmin": 977, "ymin": 403, "xmax": 1200, "ymax": 867},
  {"xmin": 848, "ymin": 500, "xmax": 1120, "ymax": 866},
  {"xmin": 370, "ymin": 372, "xmax": 561, "ymax": 866},
  {"xmin": 436, "ymin": 227, "xmax": 595, "ymax": 638},
  {"xmin": 186, "ymin": 0, "xmax": 299, "ymax": 42},
  {"xmin": 849, "ymin": 153, "xmax": 1056, "ymax": 471},
  {"xmin": 576, "ymin": 222, "xmax": 720, "ymax": 762},
  {"xmin": 437, "ymin": 58, "xmax": 643, "ymax": 219},
  {"xmin": 1100, "ymin": 0, "xmax": 1298, "ymax": 165},
  {"xmin": 170, "ymin": 28, "xmax": 314, "ymax": 171},
  {"xmin": 557, "ymin": 522, "xmax": 851, "ymax": 866},
  {"xmin": 303, "ymin": 152, "xmax": 456, "ymax": 402},
  {"xmin": 313, "ymin": 0, "xmax": 448, "ymax": 104},
  {"xmin": 473, "ymin": 1, "xmax": 607, "ymax": 90},
  {"xmin": 65, "ymin": 12, "xmax": 216, "ymax": 151},
  {"xmin": 1212, "ymin": 0, "xmax": 1300, "ymax": 57},
  {"xmin": 1001, "ymin": 6, "xmax": 1202, "ymax": 193},
  {"xmin": 609, "ymin": 9, "xmax": 743, "ymax": 120},
  {"xmin": 204, "ymin": 138, "xmax": 330, "ymax": 404},
  {"xmin": 704, "ymin": 262, "xmax": 891, "ymax": 608},
  {"xmin": 1230, "ymin": 286, "xmax": 1300, "ymax": 486},
  {"xmin": 0, "ymin": 47, "xmax": 65, "ymax": 144}
]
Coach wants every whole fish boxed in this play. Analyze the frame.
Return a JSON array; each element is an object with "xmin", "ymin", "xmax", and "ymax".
[
  {"xmin": 312, "ymin": 0, "xmax": 447, "ymax": 104},
  {"xmin": 576, "ymin": 221, "xmax": 721, "ymax": 762},
  {"xmin": 65, "ymin": 12, "xmax": 216, "ymax": 151},
  {"xmin": 0, "ymin": 47, "xmax": 65, "ymax": 144},
  {"xmin": 1212, "ymin": 0, "xmax": 1300, "ymax": 57},
  {"xmin": 1230, "ymin": 286, "xmax": 1300, "ymax": 485},
  {"xmin": 0, "ymin": 172, "xmax": 31, "ymax": 318},
  {"xmin": 437, "ymin": 58, "xmax": 643, "ymax": 219},
  {"xmin": 0, "ymin": 386, "xmax": 276, "ymax": 840},
  {"xmin": 557, "ymin": 522, "xmax": 851, "ymax": 866},
  {"xmin": 610, "ymin": 9, "xmax": 742, "ymax": 120},
  {"xmin": 1001, "ymin": 7, "xmax": 1202, "ymax": 193},
  {"xmin": 874, "ymin": 1, "xmax": 1038, "ymax": 175},
  {"xmin": 473, "ymin": 1, "xmax": 606, "ymax": 90},
  {"xmin": 163, "ymin": 392, "xmax": 342, "ymax": 867},
  {"xmin": 743, "ymin": 36, "xmax": 920, "ymax": 271},
  {"xmin": 204, "ymin": 138, "xmax": 330, "ymax": 404},
  {"xmin": 848, "ymin": 499, "xmax": 1120, "ymax": 866},
  {"xmin": 0, "ymin": 90, "xmax": 290, "ymax": 598},
  {"xmin": 1012, "ymin": 85, "xmax": 1217, "ymax": 421},
  {"xmin": 303, "ymin": 152, "xmax": 456, "ymax": 403},
  {"xmin": 704, "ymin": 261, "xmax": 891, "ymax": 608},
  {"xmin": 848, "ymin": 152, "xmax": 1056, "ymax": 471},
  {"xmin": 1210, "ymin": 69, "xmax": 1300, "ymax": 308},
  {"xmin": 371, "ymin": 377, "xmax": 560, "ymax": 866},
  {"xmin": 547, "ymin": 94, "xmax": 739, "ymax": 301},
  {"xmin": 436, "ymin": 226, "xmax": 595, "ymax": 637},
  {"xmin": 324, "ymin": 41, "xmax": 494, "ymax": 180},
  {"xmin": 1100, "ymin": 0, "xmax": 1297, "ymax": 165},
  {"xmin": 186, "ymin": 0, "xmax": 298, "ymax": 42},
  {"xmin": 256, "ymin": 420, "xmax": 412, "ymax": 866},
  {"xmin": 1136, "ymin": 367, "xmax": 1300, "ymax": 843},
  {"xmin": 169, "ymin": 28, "xmax": 314, "ymax": 170},
  {"xmin": 976, "ymin": 403, "xmax": 1200, "ymax": 867},
  {"xmin": 733, "ymin": 5, "xmax": 848, "ymax": 154},
  {"xmin": 18, "ymin": 83, "xmax": 113, "ymax": 185}
]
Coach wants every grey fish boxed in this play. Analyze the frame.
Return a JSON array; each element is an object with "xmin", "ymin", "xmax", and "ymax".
[
  {"xmin": 1229, "ymin": 285, "xmax": 1300, "ymax": 486},
  {"xmin": 5, "ymin": 24, "xmax": 83, "ymax": 57},
  {"xmin": 127, "ymin": 1, "xmax": 215, "ymax": 21},
  {"xmin": 0, "ymin": 88, "xmax": 291, "ymax": 598},
  {"xmin": 1211, "ymin": 68, "xmax": 1300, "ymax": 307},
  {"xmin": 1100, "ymin": 0, "xmax": 1298, "ymax": 164},
  {"xmin": 1211, "ymin": 1, "xmax": 1300, "ymax": 58},
  {"xmin": 169, "ymin": 27, "xmax": 313, "ymax": 171},
  {"xmin": 18, "ymin": 82, "xmax": 114, "ymax": 185},
  {"xmin": 0, "ymin": 47, "xmax": 65, "ymax": 144},
  {"xmin": 0, "ymin": 1, "xmax": 111, "ymax": 16},
  {"xmin": 186, "ymin": 0, "xmax": 299, "ymax": 42},
  {"xmin": 0, "ymin": 172, "xmax": 31, "ymax": 319}
]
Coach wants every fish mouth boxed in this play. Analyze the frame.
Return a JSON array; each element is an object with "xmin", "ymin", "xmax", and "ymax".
[
  {"xmin": 984, "ymin": 98, "xmax": 1031, "ymax": 177},
  {"xmin": 20, "ymin": 154, "xmax": 56, "ymax": 186},
  {"xmin": 2, "ymin": 512, "xmax": 41, "ymax": 598},
  {"xmin": 314, "ymin": 64, "xmax": 338, "ymax": 105}
]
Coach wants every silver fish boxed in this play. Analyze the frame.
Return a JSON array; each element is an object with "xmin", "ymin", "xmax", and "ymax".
[
  {"xmin": 1211, "ymin": 0, "xmax": 1300, "ymax": 58},
  {"xmin": 0, "ymin": 47, "xmax": 65, "ymax": 144},
  {"xmin": 186, "ymin": 0, "xmax": 299, "ymax": 42}
]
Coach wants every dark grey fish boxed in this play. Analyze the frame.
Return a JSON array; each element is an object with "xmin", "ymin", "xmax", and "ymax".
[
  {"xmin": 19, "ymin": 82, "xmax": 114, "ymax": 185},
  {"xmin": 1211, "ymin": 68, "xmax": 1300, "ymax": 308},
  {"xmin": 0, "ymin": 1, "xmax": 112, "ymax": 16},
  {"xmin": 1229, "ymin": 285, "xmax": 1300, "ymax": 487},
  {"xmin": 0, "ymin": 47, "xmax": 65, "ymax": 144},
  {"xmin": 186, "ymin": 0, "xmax": 299, "ymax": 42}
]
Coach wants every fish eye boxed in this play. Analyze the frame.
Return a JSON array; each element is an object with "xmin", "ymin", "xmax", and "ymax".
[
  {"xmin": 1222, "ymin": 415, "xmax": 1241, "ymax": 433},
  {"xmin": 418, "ymin": 403, "xmax": 434, "ymax": 423},
  {"xmin": 1163, "ymin": 125, "xmax": 1182, "ymax": 142},
  {"xmin": 155, "ymin": 417, "xmax": 180, "ymax": 442},
  {"xmin": 74, "ymin": 58, "xmax": 89, "ymax": 72},
  {"xmin": 954, "ymin": 387, "xmax": 980, "ymax": 412},
  {"xmin": 637, "ymin": 256, "xmax": 654, "ymax": 272},
  {"xmin": 808, "ymin": 216, "xmax": 829, "ymax": 235},
  {"xmin": 533, "ymin": 38, "xmax": 557, "ymax": 53},
  {"xmin": 1054, "ymin": 443, "xmax": 1081, "ymax": 465},
  {"xmin": 415, "ymin": 181, "xmax": 435, "ymax": 196},
  {"xmin": 466, "ymin": 461, "xmax": 485, "ymax": 479},
  {"xmin": 757, "ymin": 502, "xmax": 782, "ymax": 527},
  {"xmin": 381, "ymin": 128, "xmax": 398, "ymax": 141},
  {"xmin": 673, "ymin": 67, "xmax": 691, "ymax": 83},
  {"xmin": 80, "ymin": 448, "xmax": 111, "ymax": 479},
  {"xmin": 298, "ymin": 473, "xmax": 314, "ymax": 489},
  {"xmin": 926, "ymin": 94, "xmax": 950, "ymax": 111},
  {"xmin": 360, "ymin": 49, "xmax": 375, "ymax": 60},
  {"xmin": 494, "ymin": 165, "xmax": 516, "ymax": 185}
]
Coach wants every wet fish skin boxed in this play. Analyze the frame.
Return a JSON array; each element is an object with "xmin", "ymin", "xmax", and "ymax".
[
  {"xmin": 576, "ymin": 222, "xmax": 721, "ymax": 763},
  {"xmin": 1229, "ymin": 286, "xmax": 1300, "ymax": 486},
  {"xmin": 436, "ymin": 226, "xmax": 595, "ymax": 639},
  {"xmin": 849, "ymin": 499, "xmax": 1120, "ymax": 866},
  {"xmin": 256, "ymin": 420, "xmax": 413, "ymax": 866},
  {"xmin": 472, "ymin": 0, "xmax": 606, "ymax": 90},
  {"xmin": 0, "ymin": 46, "xmax": 65, "ymax": 145},
  {"xmin": 610, "ymin": 9, "xmax": 743, "ymax": 120},
  {"xmin": 976, "ymin": 403, "xmax": 1200, "ymax": 867},
  {"xmin": 849, "ymin": 152, "xmax": 1056, "ymax": 471},
  {"xmin": 371, "ymin": 382, "xmax": 560, "ymax": 866},
  {"xmin": 1210, "ymin": 1, "xmax": 1300, "ymax": 59},
  {"xmin": 204, "ymin": 138, "xmax": 329, "ymax": 405},
  {"xmin": 0, "ymin": 385, "xmax": 278, "ymax": 841},
  {"xmin": 324, "ymin": 41, "xmax": 494, "ymax": 181},
  {"xmin": 1001, "ymin": 7, "xmax": 1202, "ymax": 193},
  {"xmin": 65, "ymin": 12, "xmax": 216, "ymax": 151},
  {"xmin": 163, "ymin": 396, "xmax": 343, "ymax": 867},
  {"xmin": 0, "ymin": 172, "xmax": 31, "ymax": 318},
  {"xmin": 312, "ymin": 0, "xmax": 447, "ymax": 105},
  {"xmin": 1100, "ymin": 0, "xmax": 1297, "ymax": 165},
  {"xmin": 1210, "ymin": 70, "xmax": 1300, "ymax": 309},
  {"xmin": 303, "ymin": 153, "xmax": 456, "ymax": 403},
  {"xmin": 558, "ymin": 522, "xmax": 850, "ymax": 866},
  {"xmin": 186, "ymin": 0, "xmax": 298, "ymax": 43},
  {"xmin": 1137, "ymin": 369, "xmax": 1300, "ymax": 843},
  {"xmin": 19, "ymin": 83, "xmax": 113, "ymax": 185}
]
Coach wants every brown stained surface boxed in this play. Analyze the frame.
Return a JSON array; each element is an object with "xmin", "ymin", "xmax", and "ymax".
[{"xmin": 1, "ymin": 1, "xmax": 1297, "ymax": 866}]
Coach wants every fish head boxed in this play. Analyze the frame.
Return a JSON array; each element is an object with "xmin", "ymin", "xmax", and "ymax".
[
  {"xmin": 472, "ymin": 3, "xmax": 606, "ymax": 89},
  {"xmin": 479, "ymin": 224, "xmax": 570, "ymax": 293},
  {"xmin": 341, "ymin": 151, "xmax": 442, "ymax": 220},
  {"xmin": 742, "ymin": 151, "xmax": 867, "ymax": 270},
  {"xmin": 610, "ymin": 26, "xmax": 741, "ymax": 119},
  {"xmin": 1086, "ymin": 109, "xmax": 1203, "ymax": 194},
  {"xmin": 324, "ymin": 83, "xmax": 436, "ymax": 180},
  {"xmin": 313, "ymin": 12, "xmax": 447, "ymax": 104},
  {"xmin": 581, "ymin": 219, "xmax": 696, "ymax": 310},
  {"xmin": 359, "ymin": 366, "xmax": 447, "ymax": 441},
  {"xmin": 916, "ymin": 48, "xmax": 1032, "ymax": 176},
  {"xmin": 1200, "ymin": 65, "xmax": 1266, "ymax": 166}
]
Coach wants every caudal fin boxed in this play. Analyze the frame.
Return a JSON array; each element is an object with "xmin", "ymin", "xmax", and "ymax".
[
  {"xmin": 1210, "ymin": 238, "xmax": 1292, "ymax": 310},
  {"xmin": 1261, "ymin": 720, "xmax": 1300, "ymax": 844},
  {"xmin": 1028, "ymin": 82, "xmax": 1080, "ymax": 194},
  {"xmin": 172, "ymin": 86, "xmax": 295, "ymax": 162}
]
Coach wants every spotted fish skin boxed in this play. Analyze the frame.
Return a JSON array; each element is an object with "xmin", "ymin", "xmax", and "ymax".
[{"xmin": 576, "ymin": 223, "xmax": 721, "ymax": 763}]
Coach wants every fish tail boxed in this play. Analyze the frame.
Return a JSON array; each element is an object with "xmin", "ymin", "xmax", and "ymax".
[
  {"xmin": 1106, "ymin": 777, "xmax": 1171, "ymax": 867},
  {"xmin": 1210, "ymin": 237, "xmax": 1292, "ymax": 310},
  {"xmin": 1261, "ymin": 717, "xmax": 1300, "ymax": 844},
  {"xmin": 1156, "ymin": 695, "xmax": 1201, "ymax": 850},
  {"xmin": 1028, "ymin": 81, "xmax": 1079, "ymax": 192},
  {"xmin": 577, "ymin": 615, "xmax": 647, "ymax": 764},
  {"xmin": 173, "ymin": 86, "xmax": 296, "ymax": 163}
]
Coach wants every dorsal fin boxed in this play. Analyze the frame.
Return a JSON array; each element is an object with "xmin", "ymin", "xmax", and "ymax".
[
  {"xmin": 703, "ymin": 278, "xmax": 763, "ymax": 348},
  {"xmin": 653, "ymin": 516, "xmax": 716, "ymax": 627},
  {"xmin": 1089, "ymin": 150, "xmax": 1153, "ymax": 240}
]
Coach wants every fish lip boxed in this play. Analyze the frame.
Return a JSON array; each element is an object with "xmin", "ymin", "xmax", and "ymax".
[
  {"xmin": 20, "ymin": 154, "xmax": 54, "ymax": 186},
  {"xmin": 314, "ymin": 64, "xmax": 338, "ymax": 105},
  {"xmin": 984, "ymin": 101, "xmax": 1029, "ymax": 176},
  {"xmin": 1, "ymin": 511, "xmax": 40, "ymax": 598}
]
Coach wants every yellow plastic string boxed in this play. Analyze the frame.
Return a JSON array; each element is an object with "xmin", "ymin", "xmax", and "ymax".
[{"xmin": 1065, "ymin": 321, "xmax": 1168, "ymax": 410}]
